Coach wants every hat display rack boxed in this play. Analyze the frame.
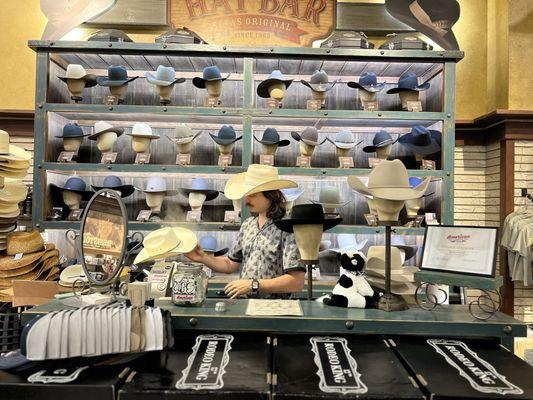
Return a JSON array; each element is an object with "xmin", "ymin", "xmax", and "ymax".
[{"xmin": 30, "ymin": 40, "xmax": 460, "ymax": 307}]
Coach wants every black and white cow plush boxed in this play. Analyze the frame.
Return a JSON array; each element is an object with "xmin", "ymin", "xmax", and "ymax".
[{"xmin": 323, "ymin": 252, "xmax": 376, "ymax": 308}]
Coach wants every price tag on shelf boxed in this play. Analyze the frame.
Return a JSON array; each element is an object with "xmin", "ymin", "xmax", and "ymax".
[
  {"xmin": 218, "ymin": 154, "xmax": 233, "ymax": 167},
  {"xmin": 267, "ymin": 99, "xmax": 282, "ymax": 109},
  {"xmin": 296, "ymin": 156, "xmax": 311, "ymax": 168},
  {"xmin": 406, "ymin": 101, "xmax": 422, "ymax": 112},
  {"xmin": 186, "ymin": 210, "xmax": 202, "ymax": 223},
  {"xmin": 260, "ymin": 154, "xmax": 274, "ymax": 166},
  {"xmin": 306, "ymin": 100, "xmax": 323, "ymax": 110},
  {"xmin": 362, "ymin": 100, "xmax": 378, "ymax": 111},
  {"xmin": 67, "ymin": 210, "xmax": 83, "ymax": 221},
  {"xmin": 368, "ymin": 157, "xmax": 383, "ymax": 168},
  {"xmin": 224, "ymin": 211, "xmax": 241, "ymax": 224},
  {"xmin": 101, "ymin": 152, "xmax": 117, "ymax": 164},
  {"xmin": 204, "ymin": 96, "xmax": 221, "ymax": 107},
  {"xmin": 176, "ymin": 153, "xmax": 191, "ymax": 166},
  {"xmin": 338, "ymin": 156, "xmax": 354, "ymax": 168},
  {"xmin": 364, "ymin": 213, "xmax": 378, "ymax": 226},
  {"xmin": 421, "ymin": 159, "xmax": 436, "ymax": 170},
  {"xmin": 105, "ymin": 95, "xmax": 119, "ymax": 105},
  {"xmin": 57, "ymin": 151, "xmax": 76, "ymax": 163},
  {"xmin": 135, "ymin": 153, "xmax": 151, "ymax": 164},
  {"xmin": 136, "ymin": 210, "xmax": 152, "ymax": 222}
]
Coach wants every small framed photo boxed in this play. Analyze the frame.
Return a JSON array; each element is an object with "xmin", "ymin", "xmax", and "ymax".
[{"xmin": 420, "ymin": 225, "xmax": 498, "ymax": 278}]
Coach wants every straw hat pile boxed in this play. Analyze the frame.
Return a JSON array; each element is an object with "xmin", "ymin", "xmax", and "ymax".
[
  {"xmin": 0, "ymin": 230, "xmax": 60, "ymax": 302},
  {"xmin": 0, "ymin": 130, "xmax": 31, "ymax": 251}
]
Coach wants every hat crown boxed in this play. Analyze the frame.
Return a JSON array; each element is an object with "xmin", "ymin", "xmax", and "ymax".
[
  {"xmin": 217, "ymin": 125, "xmax": 236, "ymax": 140},
  {"xmin": 406, "ymin": 125, "xmax": 432, "ymax": 145},
  {"xmin": 66, "ymin": 64, "xmax": 87, "ymax": 79},
  {"xmin": 102, "ymin": 175, "xmax": 123, "ymax": 188},
  {"xmin": 0, "ymin": 130, "xmax": 10, "ymax": 154},
  {"xmin": 268, "ymin": 70, "xmax": 285, "ymax": 80},
  {"xmin": 132, "ymin": 123, "xmax": 152, "ymax": 136},
  {"xmin": 155, "ymin": 65, "xmax": 176, "ymax": 81},
  {"xmin": 262, "ymin": 127, "xmax": 280, "ymax": 142},
  {"xmin": 335, "ymin": 129, "xmax": 354, "ymax": 143},
  {"xmin": 64, "ymin": 177, "xmax": 87, "ymax": 191},
  {"xmin": 301, "ymin": 127, "xmax": 319, "ymax": 142},
  {"xmin": 290, "ymin": 203, "xmax": 325, "ymax": 220},
  {"xmin": 143, "ymin": 227, "xmax": 181, "ymax": 257},
  {"xmin": 281, "ymin": 187, "xmax": 304, "ymax": 201},
  {"xmin": 107, "ymin": 65, "xmax": 128, "ymax": 81},
  {"xmin": 175, "ymin": 124, "xmax": 192, "ymax": 138},
  {"xmin": 199, "ymin": 235, "xmax": 217, "ymax": 252},
  {"xmin": 373, "ymin": 130, "xmax": 393, "ymax": 146},
  {"xmin": 367, "ymin": 160, "xmax": 410, "ymax": 190},
  {"xmin": 417, "ymin": 0, "xmax": 460, "ymax": 24},
  {"xmin": 310, "ymin": 70, "xmax": 328, "ymax": 84},
  {"xmin": 62, "ymin": 123, "xmax": 83, "ymax": 138},
  {"xmin": 190, "ymin": 178, "xmax": 210, "ymax": 191},
  {"xmin": 203, "ymin": 66, "xmax": 222, "ymax": 80},
  {"xmin": 397, "ymin": 72, "xmax": 420, "ymax": 89},
  {"xmin": 359, "ymin": 72, "xmax": 378, "ymax": 86},
  {"xmin": 243, "ymin": 164, "xmax": 279, "ymax": 186},
  {"xmin": 391, "ymin": 236, "xmax": 407, "ymax": 246},
  {"xmin": 337, "ymin": 234, "xmax": 358, "ymax": 249},
  {"xmin": 409, "ymin": 177, "xmax": 423, "ymax": 188},
  {"xmin": 145, "ymin": 177, "xmax": 166, "ymax": 192},
  {"xmin": 94, "ymin": 121, "xmax": 114, "ymax": 134},
  {"xmin": 318, "ymin": 187, "xmax": 341, "ymax": 203}
]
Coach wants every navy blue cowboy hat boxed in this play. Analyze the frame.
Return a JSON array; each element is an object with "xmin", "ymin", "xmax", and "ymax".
[
  {"xmin": 209, "ymin": 125, "xmax": 242, "ymax": 145},
  {"xmin": 257, "ymin": 70, "xmax": 293, "ymax": 98},
  {"xmin": 398, "ymin": 125, "xmax": 441, "ymax": 155},
  {"xmin": 178, "ymin": 178, "xmax": 219, "ymax": 201},
  {"xmin": 347, "ymin": 72, "xmax": 386, "ymax": 92},
  {"xmin": 50, "ymin": 177, "xmax": 94, "ymax": 200},
  {"xmin": 92, "ymin": 175, "xmax": 135, "ymax": 198},
  {"xmin": 362, "ymin": 130, "xmax": 398, "ymax": 153},
  {"xmin": 55, "ymin": 123, "xmax": 90, "ymax": 139},
  {"xmin": 97, "ymin": 65, "xmax": 138, "ymax": 87},
  {"xmin": 385, "ymin": 0, "xmax": 460, "ymax": 50},
  {"xmin": 386, "ymin": 72, "xmax": 430, "ymax": 94},
  {"xmin": 274, "ymin": 203, "xmax": 342, "ymax": 234},
  {"xmin": 192, "ymin": 66, "xmax": 230, "ymax": 89},
  {"xmin": 254, "ymin": 128, "xmax": 290, "ymax": 147}
]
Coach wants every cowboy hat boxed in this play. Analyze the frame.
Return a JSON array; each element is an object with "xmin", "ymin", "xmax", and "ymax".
[
  {"xmin": 281, "ymin": 187, "xmax": 304, "ymax": 202},
  {"xmin": 385, "ymin": 0, "xmax": 460, "ymax": 50},
  {"xmin": 386, "ymin": 72, "xmax": 430, "ymax": 94},
  {"xmin": 178, "ymin": 178, "xmax": 219, "ymax": 201},
  {"xmin": 58, "ymin": 64, "xmax": 97, "ymax": 86},
  {"xmin": 398, "ymin": 126, "xmax": 441, "ymax": 155},
  {"xmin": 391, "ymin": 236, "xmax": 418, "ymax": 262},
  {"xmin": 254, "ymin": 128, "xmax": 290, "ymax": 147},
  {"xmin": 171, "ymin": 124, "xmax": 202, "ymax": 144},
  {"xmin": 311, "ymin": 186, "xmax": 350, "ymax": 209},
  {"xmin": 209, "ymin": 125, "xmax": 242, "ymax": 145},
  {"xmin": 59, "ymin": 264, "xmax": 88, "ymax": 287},
  {"xmin": 0, "ymin": 131, "xmax": 31, "ymax": 162},
  {"xmin": 347, "ymin": 72, "xmax": 385, "ymax": 92},
  {"xmin": 0, "ymin": 207, "xmax": 21, "ymax": 219},
  {"xmin": 274, "ymin": 203, "xmax": 342, "ymax": 233},
  {"xmin": 347, "ymin": 160, "xmax": 430, "ymax": 201},
  {"xmin": 362, "ymin": 130, "xmax": 398, "ymax": 153},
  {"xmin": 199, "ymin": 235, "xmax": 228, "ymax": 257},
  {"xmin": 0, "ymin": 180, "xmax": 28, "ymax": 203},
  {"xmin": 146, "ymin": 65, "xmax": 186, "ymax": 86},
  {"xmin": 366, "ymin": 246, "xmax": 405, "ymax": 271},
  {"xmin": 329, "ymin": 234, "xmax": 368, "ymax": 254},
  {"xmin": 409, "ymin": 177, "xmax": 434, "ymax": 198},
  {"xmin": 50, "ymin": 177, "xmax": 94, "ymax": 200},
  {"xmin": 88, "ymin": 121, "xmax": 124, "ymax": 140},
  {"xmin": 224, "ymin": 164, "xmax": 297, "ymax": 200},
  {"xmin": 91, "ymin": 175, "xmax": 135, "ymax": 198},
  {"xmin": 88, "ymin": 29, "xmax": 134, "ymax": 42},
  {"xmin": 0, "ymin": 243, "xmax": 54, "ymax": 271},
  {"xmin": 257, "ymin": 70, "xmax": 293, "ymax": 98},
  {"xmin": 301, "ymin": 70, "xmax": 337, "ymax": 92},
  {"xmin": 6, "ymin": 230, "xmax": 44, "ymax": 256},
  {"xmin": 133, "ymin": 227, "xmax": 197, "ymax": 264},
  {"xmin": 0, "ymin": 166, "xmax": 28, "ymax": 180},
  {"xmin": 55, "ymin": 123, "xmax": 90, "ymax": 139},
  {"xmin": 140, "ymin": 176, "xmax": 178, "ymax": 196},
  {"xmin": 327, "ymin": 130, "xmax": 361, "ymax": 149},
  {"xmin": 192, "ymin": 66, "xmax": 230, "ymax": 89},
  {"xmin": 291, "ymin": 127, "xmax": 326, "ymax": 146},
  {"xmin": 126, "ymin": 123, "xmax": 160, "ymax": 140},
  {"xmin": 97, "ymin": 65, "xmax": 138, "ymax": 87}
]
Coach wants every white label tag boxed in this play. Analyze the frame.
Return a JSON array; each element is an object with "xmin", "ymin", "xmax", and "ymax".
[{"xmin": 14, "ymin": 253, "xmax": 23, "ymax": 260}]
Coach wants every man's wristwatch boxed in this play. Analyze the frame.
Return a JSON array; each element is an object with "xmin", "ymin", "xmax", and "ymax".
[{"xmin": 251, "ymin": 279, "xmax": 260, "ymax": 296}]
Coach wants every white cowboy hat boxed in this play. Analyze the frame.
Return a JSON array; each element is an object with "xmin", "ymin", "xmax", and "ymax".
[
  {"xmin": 0, "ymin": 180, "xmax": 28, "ymax": 203},
  {"xmin": 224, "ymin": 164, "xmax": 297, "ymax": 200},
  {"xmin": 0, "ymin": 131, "xmax": 31, "ymax": 162},
  {"xmin": 329, "ymin": 234, "xmax": 368, "ymax": 254},
  {"xmin": 347, "ymin": 160, "xmax": 430, "ymax": 201},
  {"xmin": 126, "ymin": 123, "xmax": 160, "ymax": 139},
  {"xmin": 58, "ymin": 64, "xmax": 97, "ymax": 86},
  {"xmin": 134, "ymin": 227, "xmax": 197, "ymax": 264}
]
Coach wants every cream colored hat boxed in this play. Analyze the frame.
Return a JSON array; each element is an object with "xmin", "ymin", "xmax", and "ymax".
[
  {"xmin": 0, "ymin": 179, "xmax": 28, "ymax": 203},
  {"xmin": 0, "ymin": 131, "xmax": 31, "ymax": 162},
  {"xmin": 59, "ymin": 264, "xmax": 88, "ymax": 287},
  {"xmin": 134, "ymin": 227, "xmax": 197, "ymax": 264},
  {"xmin": 347, "ymin": 160, "xmax": 430, "ymax": 201},
  {"xmin": 224, "ymin": 164, "xmax": 298, "ymax": 200},
  {"xmin": 366, "ymin": 246, "xmax": 404, "ymax": 270}
]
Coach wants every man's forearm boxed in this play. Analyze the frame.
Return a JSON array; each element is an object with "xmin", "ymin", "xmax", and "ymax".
[
  {"xmin": 200, "ymin": 254, "xmax": 239, "ymax": 274},
  {"xmin": 259, "ymin": 271, "xmax": 305, "ymax": 294}
]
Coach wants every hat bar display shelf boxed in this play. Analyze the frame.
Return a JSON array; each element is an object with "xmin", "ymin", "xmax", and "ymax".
[{"xmin": 29, "ymin": 41, "xmax": 460, "ymax": 239}]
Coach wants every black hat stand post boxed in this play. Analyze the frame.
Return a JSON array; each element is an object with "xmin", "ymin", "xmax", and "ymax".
[
  {"xmin": 301, "ymin": 259, "xmax": 318, "ymax": 301},
  {"xmin": 377, "ymin": 221, "xmax": 409, "ymax": 312}
]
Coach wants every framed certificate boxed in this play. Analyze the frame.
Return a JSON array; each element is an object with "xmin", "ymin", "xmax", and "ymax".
[{"xmin": 421, "ymin": 225, "xmax": 498, "ymax": 278}]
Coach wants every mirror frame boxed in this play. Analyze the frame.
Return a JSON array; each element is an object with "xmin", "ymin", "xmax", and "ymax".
[{"xmin": 78, "ymin": 188, "xmax": 129, "ymax": 287}]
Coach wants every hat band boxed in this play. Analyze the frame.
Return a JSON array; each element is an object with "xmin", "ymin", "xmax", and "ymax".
[
  {"xmin": 409, "ymin": 0, "xmax": 448, "ymax": 36},
  {"xmin": 368, "ymin": 184, "xmax": 410, "ymax": 190}
]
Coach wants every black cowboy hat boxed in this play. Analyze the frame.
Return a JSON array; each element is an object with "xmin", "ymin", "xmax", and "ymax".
[{"xmin": 274, "ymin": 204, "xmax": 342, "ymax": 233}]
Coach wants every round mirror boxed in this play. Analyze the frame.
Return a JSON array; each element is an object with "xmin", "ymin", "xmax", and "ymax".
[{"xmin": 79, "ymin": 189, "xmax": 128, "ymax": 287}]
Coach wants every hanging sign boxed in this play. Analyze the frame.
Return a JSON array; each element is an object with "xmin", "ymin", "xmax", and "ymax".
[{"xmin": 169, "ymin": 0, "xmax": 336, "ymax": 47}]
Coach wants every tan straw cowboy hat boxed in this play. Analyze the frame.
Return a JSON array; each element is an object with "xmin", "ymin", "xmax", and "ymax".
[{"xmin": 134, "ymin": 227, "xmax": 197, "ymax": 264}]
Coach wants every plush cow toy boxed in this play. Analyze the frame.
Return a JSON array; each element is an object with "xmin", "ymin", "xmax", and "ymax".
[{"xmin": 323, "ymin": 252, "xmax": 376, "ymax": 308}]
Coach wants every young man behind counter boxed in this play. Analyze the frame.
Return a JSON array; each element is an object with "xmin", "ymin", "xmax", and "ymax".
[{"xmin": 186, "ymin": 164, "xmax": 305, "ymax": 299}]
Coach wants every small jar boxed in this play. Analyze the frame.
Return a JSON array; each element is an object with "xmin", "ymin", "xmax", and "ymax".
[{"xmin": 171, "ymin": 262, "xmax": 207, "ymax": 306}]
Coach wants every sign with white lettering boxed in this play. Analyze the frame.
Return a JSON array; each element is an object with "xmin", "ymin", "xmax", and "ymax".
[
  {"xmin": 169, "ymin": 0, "xmax": 336, "ymax": 47},
  {"xmin": 310, "ymin": 336, "xmax": 368, "ymax": 394},
  {"xmin": 427, "ymin": 339, "xmax": 524, "ymax": 395},
  {"xmin": 176, "ymin": 334, "xmax": 234, "ymax": 390}
]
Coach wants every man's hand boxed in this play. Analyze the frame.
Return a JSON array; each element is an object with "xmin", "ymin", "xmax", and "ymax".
[
  {"xmin": 224, "ymin": 279, "xmax": 252, "ymax": 299},
  {"xmin": 184, "ymin": 244, "xmax": 206, "ymax": 263}
]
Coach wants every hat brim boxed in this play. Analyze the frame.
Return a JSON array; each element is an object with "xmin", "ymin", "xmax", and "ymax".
[
  {"xmin": 50, "ymin": 184, "xmax": 94, "ymax": 200},
  {"xmin": 172, "ymin": 132, "xmax": 202, "ymax": 144},
  {"xmin": 91, "ymin": 184, "xmax": 135, "ymax": 198},
  {"xmin": 213, "ymin": 248, "xmax": 229, "ymax": 257},
  {"xmin": 0, "ymin": 208, "xmax": 20, "ymax": 218},
  {"xmin": 178, "ymin": 188, "xmax": 219, "ymax": 201},
  {"xmin": 59, "ymin": 74, "xmax": 98, "ymax": 87},
  {"xmin": 385, "ymin": 0, "xmax": 460, "ymax": 50},
  {"xmin": 0, "ymin": 167, "xmax": 27, "ymax": 179},
  {"xmin": 386, "ymin": 81, "xmax": 431, "ymax": 94},
  {"xmin": 301, "ymin": 80, "xmax": 337, "ymax": 92},
  {"xmin": 274, "ymin": 217, "xmax": 342, "ymax": 234},
  {"xmin": 326, "ymin": 137, "xmax": 357, "ymax": 149},
  {"xmin": 362, "ymin": 137, "xmax": 397, "ymax": 153},
  {"xmin": 366, "ymin": 266, "xmax": 418, "ymax": 282},
  {"xmin": 88, "ymin": 127, "xmax": 125, "ymax": 140},
  {"xmin": 146, "ymin": 72, "xmax": 186, "ymax": 86},
  {"xmin": 290, "ymin": 131, "xmax": 326, "ymax": 146},
  {"xmin": 133, "ymin": 227, "xmax": 197, "ymax": 264},
  {"xmin": 192, "ymin": 73, "xmax": 230, "ymax": 89},
  {"xmin": 141, "ymin": 188, "xmax": 179, "ymax": 196},
  {"xmin": 0, "ymin": 181, "xmax": 28, "ymax": 203},
  {"xmin": 281, "ymin": 190, "xmax": 304, "ymax": 202},
  {"xmin": 329, "ymin": 241, "xmax": 369, "ymax": 254},
  {"xmin": 224, "ymin": 173, "xmax": 297, "ymax": 200},
  {"xmin": 209, "ymin": 133, "xmax": 242, "ymax": 145},
  {"xmin": 347, "ymin": 176, "xmax": 431, "ymax": 201},
  {"xmin": 311, "ymin": 200, "xmax": 350, "ymax": 209},
  {"xmin": 126, "ymin": 133, "xmax": 160, "ymax": 140},
  {"xmin": 257, "ymin": 78, "xmax": 293, "ymax": 98},
  {"xmin": 55, "ymin": 133, "xmax": 91, "ymax": 138},
  {"xmin": 392, "ymin": 245, "xmax": 418, "ymax": 261},
  {"xmin": 347, "ymin": 81, "xmax": 385, "ymax": 92},
  {"xmin": 253, "ymin": 135, "xmax": 291, "ymax": 147},
  {"xmin": 0, "ymin": 145, "xmax": 32, "ymax": 162},
  {"xmin": 398, "ymin": 134, "xmax": 441, "ymax": 155},
  {"xmin": 96, "ymin": 76, "xmax": 138, "ymax": 87}
]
